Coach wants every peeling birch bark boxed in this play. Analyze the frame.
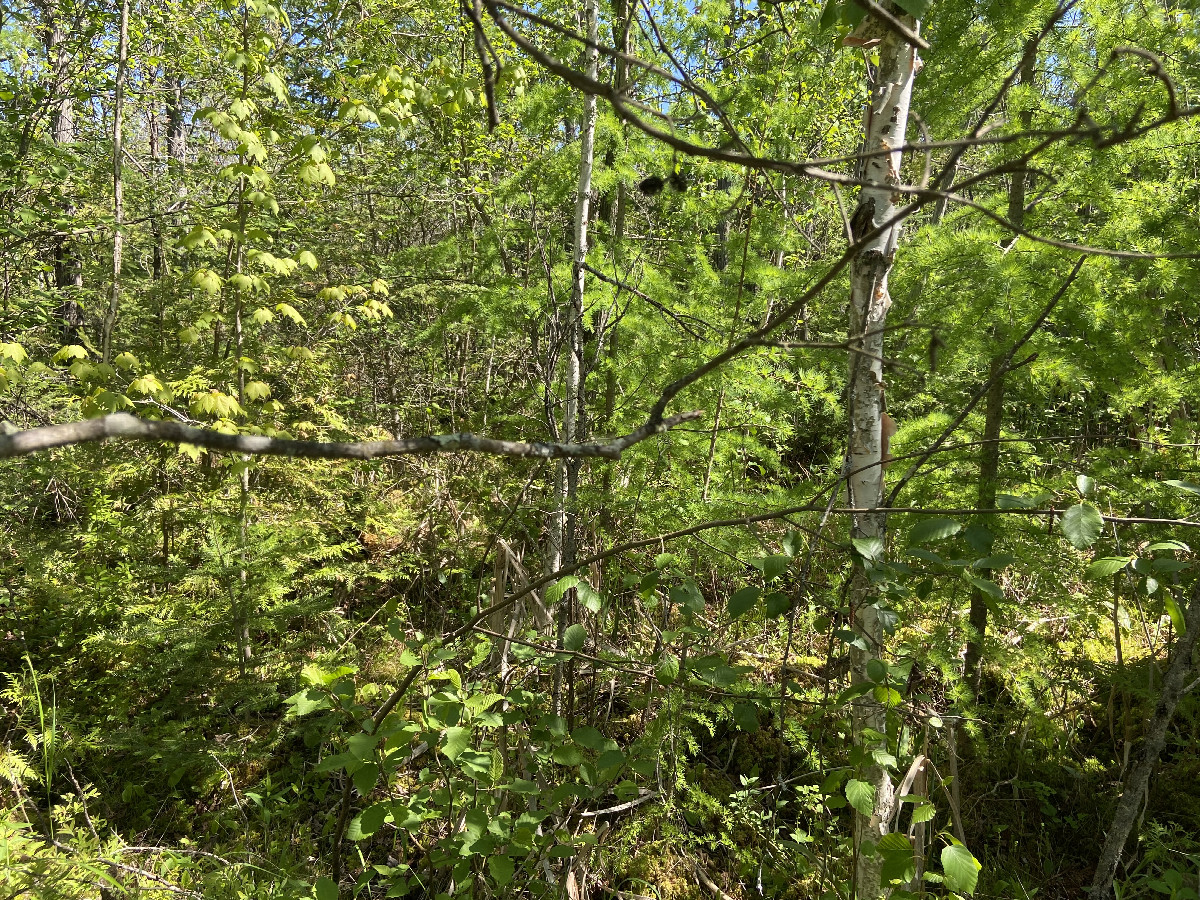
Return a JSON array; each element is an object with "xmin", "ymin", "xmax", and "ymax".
[{"xmin": 845, "ymin": 11, "xmax": 921, "ymax": 899}]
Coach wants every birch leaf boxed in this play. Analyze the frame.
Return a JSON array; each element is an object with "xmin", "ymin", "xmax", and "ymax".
[
  {"xmin": 941, "ymin": 843, "xmax": 981, "ymax": 895},
  {"xmin": 845, "ymin": 778, "xmax": 875, "ymax": 816},
  {"xmin": 1060, "ymin": 503, "xmax": 1103, "ymax": 550}
]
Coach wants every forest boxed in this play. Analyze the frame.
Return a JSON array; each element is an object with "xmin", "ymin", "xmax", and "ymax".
[{"xmin": 2, "ymin": 0, "xmax": 1200, "ymax": 898}]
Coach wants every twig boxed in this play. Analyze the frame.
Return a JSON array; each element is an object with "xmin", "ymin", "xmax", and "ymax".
[
  {"xmin": 695, "ymin": 864, "xmax": 737, "ymax": 900},
  {"xmin": 64, "ymin": 762, "xmax": 100, "ymax": 842},
  {"xmin": 209, "ymin": 751, "xmax": 245, "ymax": 815},
  {"xmin": 577, "ymin": 790, "xmax": 658, "ymax": 818},
  {"xmin": 50, "ymin": 840, "xmax": 201, "ymax": 898},
  {"xmin": 582, "ymin": 263, "xmax": 713, "ymax": 338}
]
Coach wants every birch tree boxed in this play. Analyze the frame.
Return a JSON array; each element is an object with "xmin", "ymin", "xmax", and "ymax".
[
  {"xmin": 842, "ymin": 8, "xmax": 922, "ymax": 897},
  {"xmin": 550, "ymin": 0, "xmax": 598, "ymax": 714}
]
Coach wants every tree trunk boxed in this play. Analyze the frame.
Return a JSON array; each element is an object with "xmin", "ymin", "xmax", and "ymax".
[
  {"xmin": 963, "ymin": 355, "xmax": 1004, "ymax": 689},
  {"xmin": 963, "ymin": 39, "xmax": 1036, "ymax": 690},
  {"xmin": 42, "ymin": 3, "xmax": 84, "ymax": 341},
  {"xmin": 1088, "ymin": 583, "xmax": 1200, "ymax": 900},
  {"xmin": 845, "ymin": 14, "xmax": 921, "ymax": 899},
  {"xmin": 552, "ymin": 0, "xmax": 598, "ymax": 716},
  {"xmin": 101, "ymin": 0, "xmax": 130, "ymax": 364}
]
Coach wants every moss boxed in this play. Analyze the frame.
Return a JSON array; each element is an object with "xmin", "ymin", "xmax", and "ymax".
[{"xmin": 604, "ymin": 817, "xmax": 708, "ymax": 900}]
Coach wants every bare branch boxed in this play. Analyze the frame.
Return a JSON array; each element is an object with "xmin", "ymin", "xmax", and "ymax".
[
  {"xmin": 0, "ymin": 410, "xmax": 702, "ymax": 461},
  {"xmin": 582, "ymin": 263, "xmax": 715, "ymax": 338}
]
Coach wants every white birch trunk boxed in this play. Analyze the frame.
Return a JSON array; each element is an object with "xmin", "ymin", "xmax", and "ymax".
[
  {"xmin": 551, "ymin": 0, "xmax": 598, "ymax": 715},
  {"xmin": 845, "ymin": 14, "xmax": 920, "ymax": 899}
]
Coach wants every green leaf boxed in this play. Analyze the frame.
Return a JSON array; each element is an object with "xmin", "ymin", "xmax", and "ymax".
[
  {"xmin": 352, "ymin": 761, "xmax": 378, "ymax": 795},
  {"xmin": 552, "ymin": 745, "xmax": 583, "ymax": 766},
  {"xmin": 314, "ymin": 876, "xmax": 337, "ymax": 900},
  {"xmin": 881, "ymin": 849, "xmax": 916, "ymax": 885},
  {"xmin": 892, "ymin": 0, "xmax": 931, "ymax": 16},
  {"xmin": 670, "ymin": 580, "xmax": 705, "ymax": 615},
  {"xmin": 0, "ymin": 342, "xmax": 28, "ymax": 364},
  {"xmin": 835, "ymin": 683, "xmax": 874, "ymax": 707},
  {"xmin": 190, "ymin": 268, "xmax": 223, "ymax": 296},
  {"xmin": 732, "ymin": 702, "xmax": 760, "ymax": 733},
  {"xmin": 563, "ymin": 624, "xmax": 587, "ymax": 653},
  {"xmin": 997, "ymin": 494, "xmax": 1035, "ymax": 509},
  {"xmin": 348, "ymin": 802, "xmax": 387, "ymax": 840},
  {"xmin": 764, "ymin": 592, "xmax": 791, "ymax": 617},
  {"xmin": 347, "ymin": 732, "xmax": 380, "ymax": 760},
  {"xmin": 545, "ymin": 576, "xmax": 579, "ymax": 605},
  {"xmin": 274, "ymin": 302, "xmax": 307, "ymax": 326},
  {"xmin": 819, "ymin": 0, "xmax": 841, "ymax": 29},
  {"xmin": 53, "ymin": 344, "xmax": 88, "ymax": 363},
  {"xmin": 910, "ymin": 801, "xmax": 935, "ymax": 823},
  {"xmin": 906, "ymin": 548, "xmax": 945, "ymax": 566},
  {"xmin": 1086, "ymin": 557, "xmax": 1133, "ymax": 579},
  {"xmin": 972, "ymin": 554, "xmax": 1015, "ymax": 571},
  {"xmin": 728, "ymin": 586, "xmax": 760, "ymax": 618},
  {"xmin": 759, "ymin": 555, "xmax": 790, "ymax": 580},
  {"xmin": 1147, "ymin": 540, "xmax": 1190, "ymax": 553},
  {"xmin": 878, "ymin": 832, "xmax": 912, "ymax": 852},
  {"xmin": 1061, "ymin": 503, "xmax": 1104, "ymax": 550},
  {"xmin": 577, "ymin": 582, "xmax": 603, "ymax": 614},
  {"xmin": 941, "ymin": 842, "xmax": 981, "ymax": 896},
  {"xmin": 964, "ymin": 574, "xmax": 1003, "ymax": 601},
  {"xmin": 872, "ymin": 749, "xmax": 898, "ymax": 768},
  {"xmin": 880, "ymin": 832, "xmax": 916, "ymax": 884},
  {"xmin": 1165, "ymin": 595, "xmax": 1185, "ymax": 633},
  {"xmin": 835, "ymin": 629, "xmax": 869, "ymax": 651},
  {"xmin": 963, "ymin": 526, "xmax": 994, "ymax": 554},
  {"xmin": 596, "ymin": 749, "xmax": 625, "ymax": 770},
  {"xmin": 908, "ymin": 518, "xmax": 962, "ymax": 544},
  {"xmin": 841, "ymin": 3, "xmax": 866, "ymax": 25},
  {"xmin": 846, "ymin": 779, "xmax": 875, "ymax": 816},
  {"xmin": 442, "ymin": 727, "xmax": 470, "ymax": 761},
  {"xmin": 128, "ymin": 375, "xmax": 165, "ymax": 396},
  {"xmin": 655, "ymin": 652, "xmax": 680, "ymax": 685},
  {"xmin": 488, "ymin": 856, "xmax": 515, "ymax": 886},
  {"xmin": 285, "ymin": 688, "xmax": 330, "ymax": 717},
  {"xmin": 853, "ymin": 537, "xmax": 885, "ymax": 561},
  {"xmin": 571, "ymin": 726, "xmax": 606, "ymax": 750},
  {"xmin": 1077, "ymin": 474, "xmax": 1096, "ymax": 497},
  {"xmin": 1165, "ymin": 479, "xmax": 1200, "ymax": 496},
  {"xmin": 873, "ymin": 685, "xmax": 903, "ymax": 706}
]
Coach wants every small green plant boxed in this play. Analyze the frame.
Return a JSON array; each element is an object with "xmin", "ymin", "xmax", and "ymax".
[{"xmin": 21, "ymin": 653, "xmax": 59, "ymax": 808}]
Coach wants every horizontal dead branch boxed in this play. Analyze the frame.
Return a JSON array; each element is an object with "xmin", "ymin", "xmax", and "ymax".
[{"xmin": 0, "ymin": 411, "xmax": 702, "ymax": 461}]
